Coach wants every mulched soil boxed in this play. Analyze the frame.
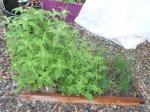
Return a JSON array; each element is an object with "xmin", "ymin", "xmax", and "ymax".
[{"xmin": 0, "ymin": 10, "xmax": 150, "ymax": 112}]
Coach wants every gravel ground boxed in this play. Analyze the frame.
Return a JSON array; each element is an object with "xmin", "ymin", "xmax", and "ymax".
[{"xmin": 0, "ymin": 11, "xmax": 150, "ymax": 112}]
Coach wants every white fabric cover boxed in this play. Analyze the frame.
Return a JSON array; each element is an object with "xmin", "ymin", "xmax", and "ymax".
[{"xmin": 75, "ymin": 0, "xmax": 150, "ymax": 49}]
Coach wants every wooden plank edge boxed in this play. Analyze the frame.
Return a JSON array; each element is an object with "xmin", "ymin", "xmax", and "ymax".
[{"xmin": 20, "ymin": 92, "xmax": 145, "ymax": 106}]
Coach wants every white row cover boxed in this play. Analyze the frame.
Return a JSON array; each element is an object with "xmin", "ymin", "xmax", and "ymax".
[{"xmin": 75, "ymin": 0, "xmax": 150, "ymax": 49}]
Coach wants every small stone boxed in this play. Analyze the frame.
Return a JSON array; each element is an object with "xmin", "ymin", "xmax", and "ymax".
[{"xmin": 113, "ymin": 105, "xmax": 116, "ymax": 108}]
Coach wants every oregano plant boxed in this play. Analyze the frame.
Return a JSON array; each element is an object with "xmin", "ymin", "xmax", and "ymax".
[{"xmin": 3, "ymin": 7, "xmax": 110, "ymax": 100}]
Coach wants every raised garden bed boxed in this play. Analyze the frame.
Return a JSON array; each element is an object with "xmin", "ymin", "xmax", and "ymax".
[
  {"xmin": 3, "ymin": 6, "xmax": 145, "ymax": 106},
  {"xmin": 20, "ymin": 92, "xmax": 144, "ymax": 106}
]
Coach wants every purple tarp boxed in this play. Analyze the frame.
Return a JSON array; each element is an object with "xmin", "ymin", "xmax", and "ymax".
[{"xmin": 42, "ymin": 0, "xmax": 82, "ymax": 23}]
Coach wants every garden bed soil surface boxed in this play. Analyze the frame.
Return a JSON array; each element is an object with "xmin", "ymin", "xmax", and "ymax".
[{"xmin": 0, "ymin": 10, "xmax": 150, "ymax": 111}]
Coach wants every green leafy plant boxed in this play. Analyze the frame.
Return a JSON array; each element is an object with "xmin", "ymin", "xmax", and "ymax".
[{"xmin": 4, "ymin": 7, "xmax": 110, "ymax": 100}]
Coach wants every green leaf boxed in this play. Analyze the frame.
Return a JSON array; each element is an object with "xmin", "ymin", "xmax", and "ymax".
[{"xmin": 84, "ymin": 92, "xmax": 93, "ymax": 101}]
